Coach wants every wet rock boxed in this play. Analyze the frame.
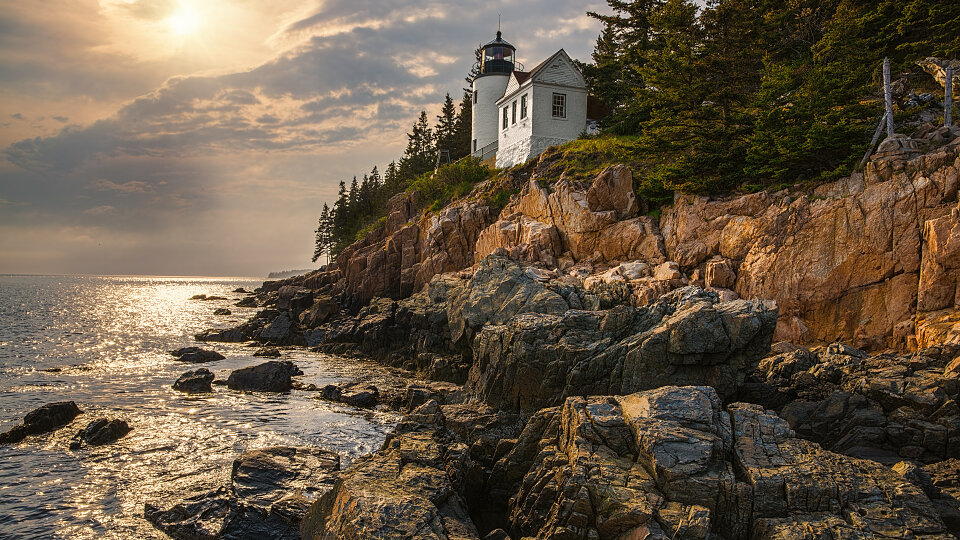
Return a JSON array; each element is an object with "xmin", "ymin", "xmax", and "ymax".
[
  {"xmin": 233, "ymin": 446, "xmax": 340, "ymax": 513},
  {"xmin": 227, "ymin": 361, "xmax": 302, "ymax": 392},
  {"xmin": 233, "ymin": 288, "xmax": 250, "ymax": 294},
  {"xmin": 259, "ymin": 313, "xmax": 305, "ymax": 346},
  {"xmin": 253, "ymin": 347, "xmax": 282, "ymax": 358},
  {"xmin": 173, "ymin": 368, "xmax": 215, "ymax": 394},
  {"xmin": 146, "ymin": 446, "xmax": 340, "ymax": 540},
  {"xmin": 69, "ymin": 418, "xmax": 131, "ymax": 449},
  {"xmin": 194, "ymin": 311, "xmax": 283, "ymax": 343},
  {"xmin": 301, "ymin": 430, "xmax": 478, "ymax": 540},
  {"xmin": 320, "ymin": 382, "xmax": 379, "ymax": 408},
  {"xmin": 169, "ymin": 347, "xmax": 225, "ymax": 363},
  {"xmin": 235, "ymin": 296, "xmax": 258, "ymax": 307},
  {"xmin": 299, "ymin": 296, "xmax": 338, "ymax": 328},
  {"xmin": 213, "ymin": 308, "xmax": 232, "ymax": 316},
  {"xmin": 190, "ymin": 294, "xmax": 228, "ymax": 301},
  {"xmin": 400, "ymin": 382, "xmax": 461, "ymax": 412},
  {"xmin": 277, "ymin": 286, "xmax": 314, "ymax": 313},
  {"xmin": 146, "ymin": 486, "xmax": 237, "ymax": 540},
  {"xmin": 742, "ymin": 343, "xmax": 960, "ymax": 464},
  {"xmin": 0, "ymin": 401, "xmax": 83, "ymax": 444}
]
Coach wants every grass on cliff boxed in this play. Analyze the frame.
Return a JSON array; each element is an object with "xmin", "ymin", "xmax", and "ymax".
[
  {"xmin": 525, "ymin": 134, "xmax": 678, "ymax": 207},
  {"xmin": 407, "ymin": 158, "xmax": 494, "ymax": 212}
]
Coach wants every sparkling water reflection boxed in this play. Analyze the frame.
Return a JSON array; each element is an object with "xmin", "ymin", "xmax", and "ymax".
[{"xmin": 0, "ymin": 275, "xmax": 398, "ymax": 539}]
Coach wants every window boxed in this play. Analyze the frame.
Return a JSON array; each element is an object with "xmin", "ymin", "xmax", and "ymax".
[
  {"xmin": 511, "ymin": 101, "xmax": 517, "ymax": 124},
  {"xmin": 520, "ymin": 94, "xmax": 528, "ymax": 119},
  {"xmin": 473, "ymin": 91, "xmax": 478, "ymax": 104},
  {"xmin": 503, "ymin": 107, "xmax": 508, "ymax": 129},
  {"xmin": 552, "ymin": 93, "xmax": 566, "ymax": 118},
  {"xmin": 473, "ymin": 139, "xmax": 477, "ymax": 152}
]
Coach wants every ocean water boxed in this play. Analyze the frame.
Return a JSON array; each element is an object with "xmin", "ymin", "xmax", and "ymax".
[{"xmin": 0, "ymin": 275, "xmax": 399, "ymax": 539}]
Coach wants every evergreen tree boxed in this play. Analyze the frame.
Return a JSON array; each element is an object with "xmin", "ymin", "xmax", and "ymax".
[
  {"xmin": 398, "ymin": 111, "xmax": 435, "ymax": 180},
  {"xmin": 451, "ymin": 92, "xmax": 473, "ymax": 159},
  {"xmin": 384, "ymin": 161, "xmax": 401, "ymax": 195},
  {"xmin": 466, "ymin": 45, "xmax": 483, "ymax": 88},
  {"xmin": 435, "ymin": 94, "xmax": 458, "ymax": 153},
  {"xmin": 312, "ymin": 203, "xmax": 332, "ymax": 264},
  {"xmin": 584, "ymin": 0, "xmax": 665, "ymax": 131}
]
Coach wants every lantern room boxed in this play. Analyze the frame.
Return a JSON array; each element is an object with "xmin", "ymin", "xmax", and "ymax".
[{"xmin": 480, "ymin": 31, "xmax": 516, "ymax": 76}]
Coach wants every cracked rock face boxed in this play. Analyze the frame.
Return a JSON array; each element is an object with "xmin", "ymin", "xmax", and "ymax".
[
  {"xmin": 502, "ymin": 165, "xmax": 666, "ymax": 264},
  {"xmin": 468, "ymin": 285, "xmax": 777, "ymax": 413},
  {"xmin": 741, "ymin": 343, "xmax": 960, "ymax": 466},
  {"xmin": 307, "ymin": 387, "xmax": 951, "ymax": 540},
  {"xmin": 492, "ymin": 386, "xmax": 949, "ymax": 539},
  {"xmin": 301, "ymin": 429, "xmax": 478, "ymax": 540},
  {"xmin": 661, "ymin": 144, "xmax": 959, "ymax": 349}
]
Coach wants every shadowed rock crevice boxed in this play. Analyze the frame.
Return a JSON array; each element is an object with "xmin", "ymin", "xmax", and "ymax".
[{"xmin": 304, "ymin": 387, "xmax": 951, "ymax": 539}]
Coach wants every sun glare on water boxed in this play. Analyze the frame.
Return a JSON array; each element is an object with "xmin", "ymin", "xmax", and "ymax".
[{"xmin": 166, "ymin": 6, "xmax": 200, "ymax": 36}]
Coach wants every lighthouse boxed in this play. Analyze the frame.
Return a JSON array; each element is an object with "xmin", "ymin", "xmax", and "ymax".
[{"xmin": 471, "ymin": 31, "xmax": 516, "ymax": 159}]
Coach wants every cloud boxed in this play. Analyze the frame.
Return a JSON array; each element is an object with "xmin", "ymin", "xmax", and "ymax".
[
  {"xmin": 115, "ymin": 0, "xmax": 178, "ymax": 21},
  {"xmin": 0, "ymin": 196, "xmax": 26, "ymax": 206},
  {"xmin": 0, "ymin": 0, "xmax": 608, "ymax": 275},
  {"xmin": 90, "ymin": 180, "xmax": 154, "ymax": 193},
  {"xmin": 83, "ymin": 205, "xmax": 117, "ymax": 216}
]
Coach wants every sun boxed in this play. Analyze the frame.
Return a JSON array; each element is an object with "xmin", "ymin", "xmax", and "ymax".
[{"xmin": 166, "ymin": 6, "xmax": 200, "ymax": 36}]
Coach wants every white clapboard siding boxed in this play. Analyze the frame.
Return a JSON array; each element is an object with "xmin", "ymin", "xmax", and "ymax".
[
  {"xmin": 503, "ymin": 74, "xmax": 522, "ymax": 97},
  {"xmin": 533, "ymin": 51, "xmax": 585, "ymax": 88}
]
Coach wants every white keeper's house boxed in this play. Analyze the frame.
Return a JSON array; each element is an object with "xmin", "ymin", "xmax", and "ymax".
[{"xmin": 470, "ymin": 31, "xmax": 592, "ymax": 169}]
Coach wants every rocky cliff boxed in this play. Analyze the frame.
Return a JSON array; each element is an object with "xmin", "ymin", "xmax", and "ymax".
[
  {"xmin": 181, "ymin": 131, "xmax": 960, "ymax": 540},
  {"xmin": 301, "ymin": 384, "xmax": 957, "ymax": 539},
  {"xmin": 275, "ymin": 131, "xmax": 958, "ymax": 352}
]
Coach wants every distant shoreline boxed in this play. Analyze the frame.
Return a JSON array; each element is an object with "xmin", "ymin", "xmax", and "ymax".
[
  {"xmin": 0, "ymin": 273, "xmax": 263, "ymax": 280},
  {"xmin": 266, "ymin": 269, "xmax": 315, "ymax": 280}
]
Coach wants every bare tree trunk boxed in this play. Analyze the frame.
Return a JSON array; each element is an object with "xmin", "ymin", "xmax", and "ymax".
[
  {"xmin": 860, "ymin": 112, "xmax": 889, "ymax": 169},
  {"xmin": 884, "ymin": 58, "xmax": 895, "ymax": 137},
  {"xmin": 946, "ymin": 67, "xmax": 954, "ymax": 127}
]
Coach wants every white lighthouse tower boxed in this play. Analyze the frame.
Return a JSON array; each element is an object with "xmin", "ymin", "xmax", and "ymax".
[{"xmin": 471, "ymin": 31, "xmax": 516, "ymax": 159}]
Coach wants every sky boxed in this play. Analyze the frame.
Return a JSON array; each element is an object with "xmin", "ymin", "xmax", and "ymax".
[{"xmin": 0, "ymin": 0, "xmax": 607, "ymax": 277}]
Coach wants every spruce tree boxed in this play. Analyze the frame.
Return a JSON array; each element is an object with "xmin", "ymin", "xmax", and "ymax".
[
  {"xmin": 435, "ymin": 94, "xmax": 458, "ymax": 153},
  {"xmin": 312, "ymin": 203, "xmax": 332, "ymax": 264},
  {"xmin": 451, "ymin": 92, "xmax": 473, "ymax": 159},
  {"xmin": 398, "ymin": 111, "xmax": 435, "ymax": 180}
]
